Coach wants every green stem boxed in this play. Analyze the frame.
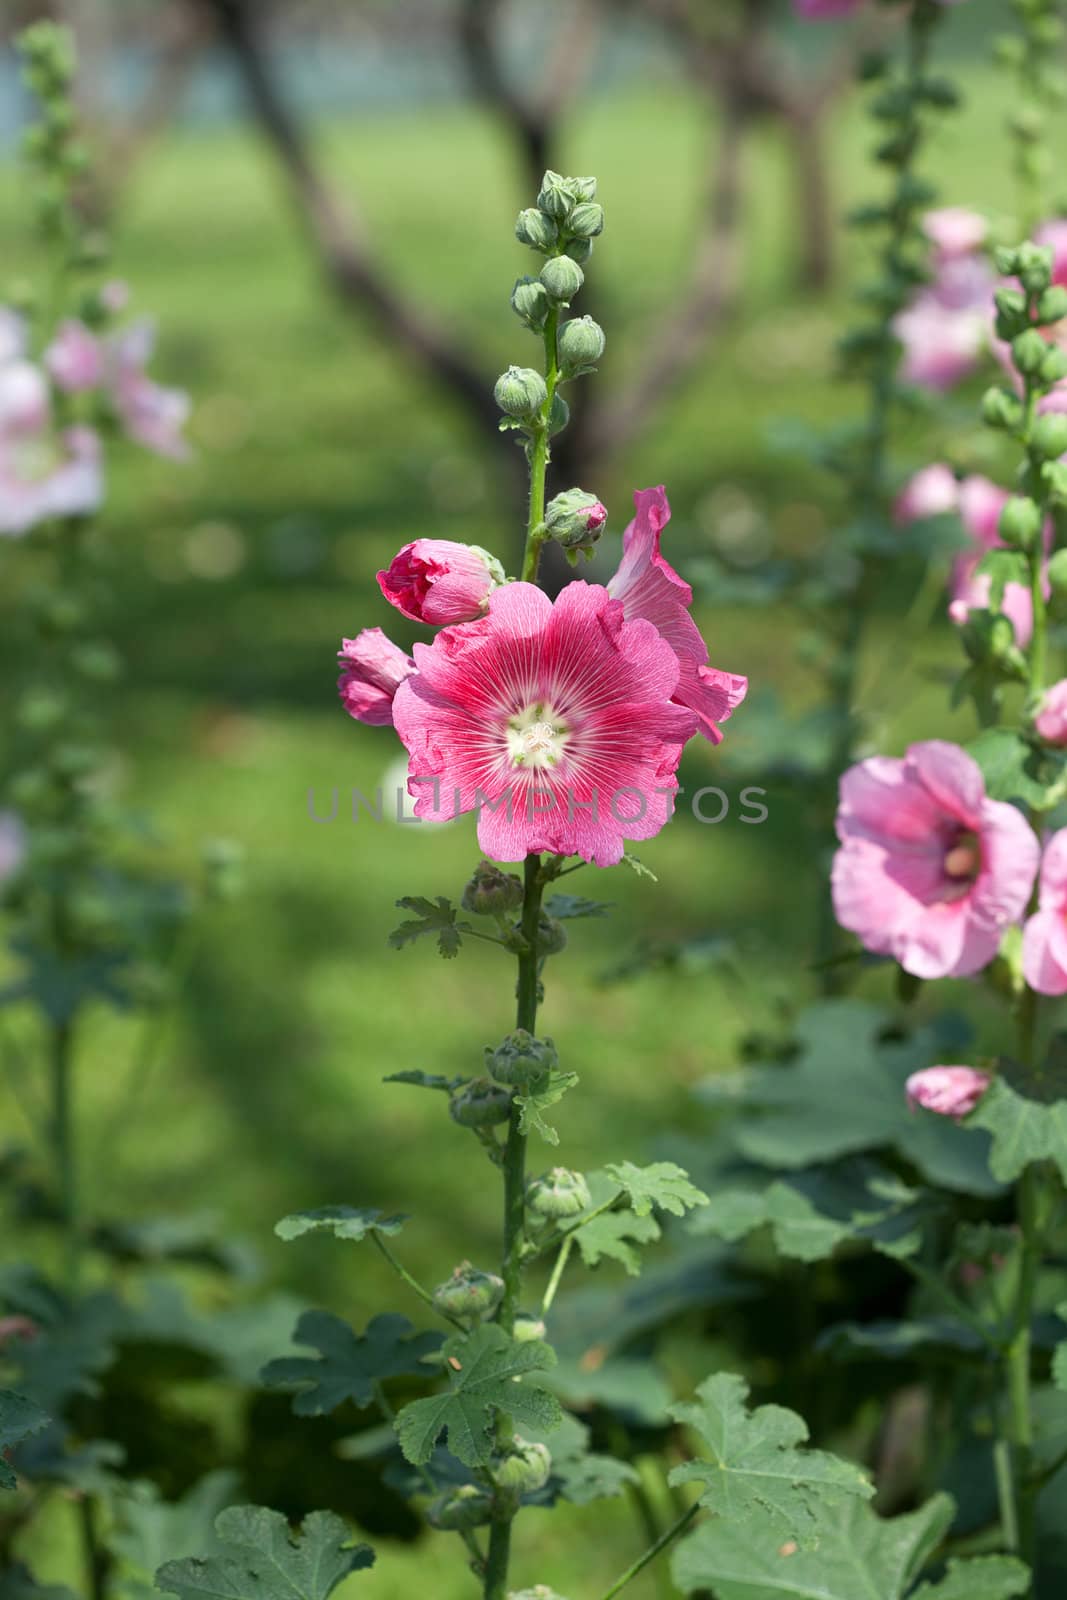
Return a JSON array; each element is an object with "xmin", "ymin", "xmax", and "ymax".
[
  {"xmin": 596, "ymin": 1501, "xmax": 701, "ymax": 1600},
  {"xmin": 519, "ymin": 307, "xmax": 560, "ymax": 583},
  {"xmin": 370, "ymin": 1234, "xmax": 467, "ymax": 1333},
  {"xmin": 539, "ymin": 1233, "xmax": 573, "ymax": 1318},
  {"xmin": 50, "ymin": 1015, "xmax": 79, "ymax": 1293},
  {"xmin": 78, "ymin": 1495, "xmax": 109, "ymax": 1600}
]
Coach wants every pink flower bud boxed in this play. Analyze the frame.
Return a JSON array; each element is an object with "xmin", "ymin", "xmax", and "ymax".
[
  {"xmin": 1035, "ymin": 680, "xmax": 1067, "ymax": 745},
  {"xmin": 337, "ymin": 628, "xmax": 416, "ymax": 726},
  {"xmin": 905, "ymin": 1065, "xmax": 991, "ymax": 1119},
  {"xmin": 377, "ymin": 539, "xmax": 503, "ymax": 625},
  {"xmin": 893, "ymin": 464, "xmax": 958, "ymax": 524}
]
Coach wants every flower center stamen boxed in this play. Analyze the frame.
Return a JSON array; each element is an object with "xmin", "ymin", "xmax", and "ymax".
[{"xmin": 506, "ymin": 702, "xmax": 570, "ymax": 769}]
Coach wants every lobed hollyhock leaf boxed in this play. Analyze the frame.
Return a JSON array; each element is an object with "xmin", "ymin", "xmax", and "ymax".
[
  {"xmin": 261, "ymin": 1312, "xmax": 442, "ymax": 1416},
  {"xmin": 110, "ymin": 1471, "xmax": 238, "ymax": 1600},
  {"xmin": 155, "ymin": 1506, "xmax": 373, "ymax": 1600},
  {"xmin": 514, "ymin": 1070, "xmax": 579, "ymax": 1145},
  {"xmin": 602, "ymin": 1161, "xmax": 709, "ymax": 1218},
  {"xmin": 0, "ymin": 1390, "xmax": 50, "ymax": 1489},
  {"xmin": 394, "ymin": 1325, "xmax": 561, "ymax": 1469},
  {"xmin": 388, "ymin": 897, "xmax": 470, "ymax": 959},
  {"xmin": 274, "ymin": 1207, "xmax": 408, "ymax": 1244},
  {"xmin": 669, "ymin": 1374, "xmax": 872, "ymax": 1544},
  {"xmin": 570, "ymin": 1209, "xmax": 660, "ymax": 1275},
  {"xmin": 671, "ymin": 1493, "xmax": 1025, "ymax": 1599},
  {"xmin": 966, "ymin": 1079, "xmax": 1067, "ymax": 1186}
]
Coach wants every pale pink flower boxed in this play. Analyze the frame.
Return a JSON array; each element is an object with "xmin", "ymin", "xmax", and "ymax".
[
  {"xmin": 377, "ymin": 540, "xmax": 503, "ymax": 625},
  {"xmin": 0, "ymin": 360, "xmax": 50, "ymax": 437},
  {"xmin": 894, "ymin": 255, "xmax": 993, "ymax": 391},
  {"xmin": 1023, "ymin": 829, "xmax": 1067, "ymax": 994},
  {"xmin": 0, "ymin": 812, "xmax": 25, "ymax": 883},
  {"xmin": 0, "ymin": 400, "xmax": 102, "ymax": 537},
  {"xmin": 906, "ymin": 1065, "xmax": 991, "ymax": 1118},
  {"xmin": 923, "ymin": 208, "xmax": 988, "ymax": 262},
  {"xmin": 893, "ymin": 463, "xmax": 958, "ymax": 524},
  {"xmin": 106, "ymin": 319, "xmax": 189, "ymax": 459},
  {"xmin": 1035, "ymin": 680, "xmax": 1067, "ymax": 745},
  {"xmin": 390, "ymin": 581, "xmax": 697, "ymax": 865},
  {"xmin": 832, "ymin": 740, "xmax": 1039, "ymax": 979},
  {"xmin": 606, "ymin": 486, "xmax": 747, "ymax": 744},
  {"xmin": 46, "ymin": 320, "xmax": 104, "ymax": 393},
  {"xmin": 338, "ymin": 628, "xmax": 416, "ymax": 726},
  {"xmin": 946, "ymin": 475, "xmax": 1045, "ymax": 647}
]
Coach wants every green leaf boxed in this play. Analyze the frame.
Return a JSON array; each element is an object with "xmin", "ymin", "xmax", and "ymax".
[
  {"xmin": 0, "ymin": 1565, "xmax": 78, "ymax": 1600},
  {"xmin": 382, "ymin": 1071, "xmax": 466, "ymax": 1093},
  {"xmin": 700, "ymin": 1000, "xmax": 997, "ymax": 1196},
  {"xmin": 0, "ymin": 1391, "xmax": 50, "ymax": 1489},
  {"xmin": 571, "ymin": 1210, "xmax": 661, "ymax": 1275},
  {"xmin": 966, "ymin": 1077, "xmax": 1067, "ymax": 1185},
  {"xmin": 394, "ymin": 1325, "xmax": 561, "ymax": 1469},
  {"xmin": 111, "ymin": 1472, "xmax": 238, "ymax": 1600},
  {"xmin": 911, "ymin": 1556, "xmax": 1031, "ymax": 1599},
  {"xmin": 155, "ymin": 1506, "xmax": 373, "ymax": 1600},
  {"xmin": 621, "ymin": 851, "xmax": 658, "ymax": 881},
  {"xmin": 514, "ymin": 1070, "xmax": 579, "ymax": 1145},
  {"xmin": 602, "ymin": 1161, "xmax": 709, "ymax": 1218},
  {"xmin": 261, "ymin": 1312, "xmax": 442, "ymax": 1416},
  {"xmin": 669, "ymin": 1374, "xmax": 872, "ymax": 1543},
  {"xmin": 672, "ymin": 1491, "xmax": 954, "ymax": 1598},
  {"xmin": 388, "ymin": 897, "xmax": 469, "ymax": 958},
  {"xmin": 818, "ymin": 1318, "xmax": 986, "ymax": 1360},
  {"xmin": 973, "ymin": 550, "xmax": 1028, "ymax": 609},
  {"xmin": 274, "ymin": 1207, "xmax": 408, "ymax": 1244},
  {"xmin": 542, "ymin": 895, "xmax": 612, "ymax": 920},
  {"xmin": 967, "ymin": 728, "xmax": 1067, "ymax": 810}
]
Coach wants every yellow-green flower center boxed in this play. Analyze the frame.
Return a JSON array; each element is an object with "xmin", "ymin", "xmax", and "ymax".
[{"xmin": 506, "ymin": 702, "xmax": 570, "ymax": 769}]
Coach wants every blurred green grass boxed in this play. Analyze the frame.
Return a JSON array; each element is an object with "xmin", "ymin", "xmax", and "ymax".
[{"xmin": 1, "ymin": 49, "xmax": 1061, "ymax": 1597}]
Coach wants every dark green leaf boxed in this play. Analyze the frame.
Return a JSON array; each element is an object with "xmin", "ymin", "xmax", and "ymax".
[
  {"xmin": 0, "ymin": 1391, "xmax": 49, "ymax": 1489},
  {"xmin": 388, "ymin": 897, "xmax": 469, "ymax": 959},
  {"xmin": 382, "ymin": 1071, "xmax": 466, "ymax": 1093},
  {"xmin": 542, "ymin": 895, "xmax": 612, "ymax": 920},
  {"xmin": 274, "ymin": 1207, "xmax": 408, "ymax": 1244},
  {"xmin": 155, "ymin": 1506, "xmax": 373, "ymax": 1600},
  {"xmin": 111, "ymin": 1472, "xmax": 238, "ymax": 1600},
  {"xmin": 262, "ymin": 1312, "xmax": 441, "ymax": 1416}
]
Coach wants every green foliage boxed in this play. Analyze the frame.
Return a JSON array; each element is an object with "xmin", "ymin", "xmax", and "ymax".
[
  {"xmin": 911, "ymin": 1558, "xmax": 1031, "ymax": 1600},
  {"xmin": 570, "ymin": 1208, "xmax": 661, "ymax": 1275},
  {"xmin": 514, "ymin": 1070, "xmax": 579, "ymax": 1144},
  {"xmin": 110, "ymin": 1472, "xmax": 238, "ymax": 1600},
  {"xmin": 273, "ymin": 1207, "xmax": 408, "ymax": 1244},
  {"xmin": 966, "ymin": 728, "xmax": 1067, "ymax": 810},
  {"xmin": 541, "ymin": 895, "xmax": 612, "ymax": 920},
  {"xmin": 0, "ymin": 1390, "xmax": 49, "ymax": 1489},
  {"xmin": 262, "ymin": 1312, "xmax": 442, "ymax": 1416},
  {"xmin": 523, "ymin": 1413, "xmax": 638, "ymax": 1506},
  {"xmin": 669, "ymin": 1374, "xmax": 872, "ymax": 1542},
  {"xmin": 394, "ymin": 1325, "xmax": 561, "ymax": 1468},
  {"xmin": 967, "ymin": 1077, "xmax": 1067, "ymax": 1184},
  {"xmin": 388, "ymin": 897, "xmax": 470, "ymax": 958},
  {"xmin": 602, "ymin": 1161, "xmax": 708, "ymax": 1218},
  {"xmin": 155, "ymin": 1506, "xmax": 374, "ymax": 1600}
]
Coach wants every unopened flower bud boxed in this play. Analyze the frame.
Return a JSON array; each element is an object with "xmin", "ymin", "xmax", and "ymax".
[
  {"xmin": 544, "ymin": 488, "xmax": 608, "ymax": 552},
  {"xmin": 449, "ymin": 1077, "xmax": 513, "ymax": 1127},
  {"xmin": 536, "ymin": 912, "xmax": 567, "ymax": 955},
  {"xmin": 462, "ymin": 860, "xmax": 524, "ymax": 916},
  {"xmin": 1049, "ymin": 548, "xmax": 1067, "ymax": 595},
  {"xmin": 428, "ymin": 1484, "xmax": 494, "ymax": 1531},
  {"xmin": 511, "ymin": 277, "xmax": 551, "ymax": 332},
  {"xmin": 494, "ymin": 1437, "xmax": 552, "ymax": 1493},
  {"xmin": 563, "ymin": 237, "xmax": 593, "ymax": 266},
  {"xmin": 1031, "ymin": 414, "xmax": 1067, "ymax": 460},
  {"xmin": 994, "ymin": 287, "xmax": 1029, "ymax": 342},
  {"xmin": 570, "ymin": 176, "xmax": 597, "ymax": 203},
  {"xmin": 981, "ymin": 386, "xmax": 1023, "ymax": 431},
  {"xmin": 539, "ymin": 256, "xmax": 584, "ymax": 305},
  {"xmin": 998, "ymin": 495, "xmax": 1043, "ymax": 548},
  {"xmin": 1037, "ymin": 286, "xmax": 1067, "ymax": 325},
  {"xmin": 495, "ymin": 366, "xmax": 548, "ymax": 419},
  {"xmin": 566, "ymin": 202, "xmax": 604, "ymax": 240},
  {"xmin": 1016, "ymin": 243, "xmax": 1054, "ymax": 294},
  {"xmin": 906, "ymin": 1065, "xmax": 990, "ymax": 1119},
  {"xmin": 513, "ymin": 1312, "xmax": 547, "ymax": 1343},
  {"xmin": 537, "ymin": 171, "xmax": 575, "ymax": 220},
  {"xmin": 557, "ymin": 316, "xmax": 605, "ymax": 377},
  {"xmin": 433, "ymin": 1262, "xmax": 505, "ymax": 1321},
  {"xmin": 547, "ymin": 393, "xmax": 570, "ymax": 436},
  {"xmin": 527, "ymin": 1167, "xmax": 591, "ymax": 1219},
  {"xmin": 486, "ymin": 1029, "xmax": 557, "ymax": 1089},
  {"xmin": 1040, "ymin": 345, "xmax": 1067, "ymax": 386},
  {"xmin": 1035, "ymin": 680, "xmax": 1067, "ymax": 745},
  {"xmin": 515, "ymin": 208, "xmax": 558, "ymax": 253},
  {"xmin": 1013, "ymin": 329, "xmax": 1049, "ymax": 376}
]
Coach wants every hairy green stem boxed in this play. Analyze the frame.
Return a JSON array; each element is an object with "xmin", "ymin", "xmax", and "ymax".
[
  {"xmin": 597, "ymin": 1501, "xmax": 700, "ymax": 1600},
  {"xmin": 370, "ymin": 1234, "xmax": 466, "ymax": 1332}
]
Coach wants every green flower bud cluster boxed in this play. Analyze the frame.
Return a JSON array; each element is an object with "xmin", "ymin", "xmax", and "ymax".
[
  {"xmin": 515, "ymin": 174, "xmax": 603, "ymax": 260},
  {"xmin": 486, "ymin": 1029, "xmax": 557, "ymax": 1089},
  {"xmin": 493, "ymin": 1436, "xmax": 552, "ymax": 1494},
  {"xmin": 526, "ymin": 1167, "xmax": 591, "ymax": 1220},
  {"xmin": 17, "ymin": 24, "xmax": 95, "ymax": 248},
  {"xmin": 449, "ymin": 1077, "xmax": 513, "ymax": 1128},
  {"xmin": 432, "ymin": 1261, "xmax": 504, "ymax": 1321},
  {"xmin": 461, "ymin": 859, "xmax": 524, "ymax": 917}
]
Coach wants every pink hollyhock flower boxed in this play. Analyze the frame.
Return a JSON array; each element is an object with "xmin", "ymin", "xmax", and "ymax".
[
  {"xmin": 606, "ymin": 486, "xmax": 747, "ymax": 743},
  {"xmin": 390, "ymin": 581, "xmax": 697, "ymax": 866},
  {"xmin": 0, "ymin": 377, "xmax": 103, "ymax": 539},
  {"xmin": 893, "ymin": 463, "xmax": 958, "ymax": 524},
  {"xmin": 923, "ymin": 208, "xmax": 988, "ymax": 262},
  {"xmin": 945, "ymin": 475, "xmax": 1047, "ymax": 647},
  {"xmin": 378, "ymin": 539, "xmax": 504, "ymax": 626},
  {"xmin": 1023, "ymin": 829, "xmax": 1067, "ymax": 994},
  {"xmin": 338, "ymin": 628, "xmax": 416, "ymax": 726},
  {"xmin": 106, "ymin": 320, "xmax": 190, "ymax": 459},
  {"xmin": 906, "ymin": 1065, "xmax": 991, "ymax": 1118},
  {"xmin": 832, "ymin": 740, "xmax": 1039, "ymax": 978},
  {"xmin": 894, "ymin": 255, "xmax": 993, "ymax": 391},
  {"xmin": 46, "ymin": 320, "xmax": 104, "ymax": 393},
  {"xmin": 1035, "ymin": 679, "xmax": 1067, "ymax": 745}
]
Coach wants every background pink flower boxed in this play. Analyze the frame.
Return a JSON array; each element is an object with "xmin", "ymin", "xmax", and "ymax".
[
  {"xmin": 923, "ymin": 208, "xmax": 988, "ymax": 262},
  {"xmin": 1035, "ymin": 680, "xmax": 1067, "ymax": 745},
  {"xmin": 46, "ymin": 320, "xmax": 104, "ymax": 393},
  {"xmin": 338, "ymin": 628, "xmax": 416, "ymax": 726},
  {"xmin": 391, "ymin": 580, "xmax": 697, "ymax": 865},
  {"xmin": 893, "ymin": 463, "xmax": 958, "ymax": 524},
  {"xmin": 607, "ymin": 486, "xmax": 746, "ymax": 743},
  {"xmin": 378, "ymin": 539, "xmax": 503, "ymax": 625},
  {"xmin": 894, "ymin": 255, "xmax": 992, "ymax": 391},
  {"xmin": 946, "ymin": 475, "xmax": 1045, "ymax": 646},
  {"xmin": 906, "ymin": 1065, "xmax": 990, "ymax": 1118},
  {"xmin": 107, "ymin": 320, "xmax": 190, "ymax": 459},
  {"xmin": 832, "ymin": 740, "xmax": 1038, "ymax": 978},
  {"xmin": 1023, "ymin": 829, "xmax": 1067, "ymax": 995}
]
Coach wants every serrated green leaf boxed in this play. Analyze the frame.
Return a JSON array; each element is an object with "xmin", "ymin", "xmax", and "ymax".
[
  {"xmin": 0, "ymin": 1391, "xmax": 49, "ymax": 1489},
  {"xmin": 700, "ymin": 1000, "xmax": 997, "ymax": 1195},
  {"xmin": 261, "ymin": 1312, "xmax": 441, "ymax": 1416},
  {"xmin": 542, "ymin": 895, "xmax": 612, "ymax": 920},
  {"xmin": 155, "ymin": 1506, "xmax": 373, "ymax": 1600},
  {"xmin": 669, "ymin": 1373, "xmax": 872, "ymax": 1542},
  {"xmin": 571, "ymin": 1209, "xmax": 661, "ymax": 1274},
  {"xmin": 514, "ymin": 1070, "xmax": 579, "ymax": 1145},
  {"xmin": 966, "ymin": 1077, "xmax": 1067, "ymax": 1185},
  {"xmin": 911, "ymin": 1556, "xmax": 1030, "ymax": 1599},
  {"xmin": 394, "ymin": 1325, "xmax": 560, "ymax": 1468},
  {"xmin": 111, "ymin": 1472, "xmax": 238, "ymax": 1600},
  {"xmin": 274, "ymin": 1207, "xmax": 408, "ymax": 1243},
  {"xmin": 672, "ymin": 1491, "xmax": 955, "ymax": 1598},
  {"xmin": 388, "ymin": 897, "xmax": 469, "ymax": 958},
  {"xmin": 603, "ymin": 1161, "xmax": 708, "ymax": 1218}
]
